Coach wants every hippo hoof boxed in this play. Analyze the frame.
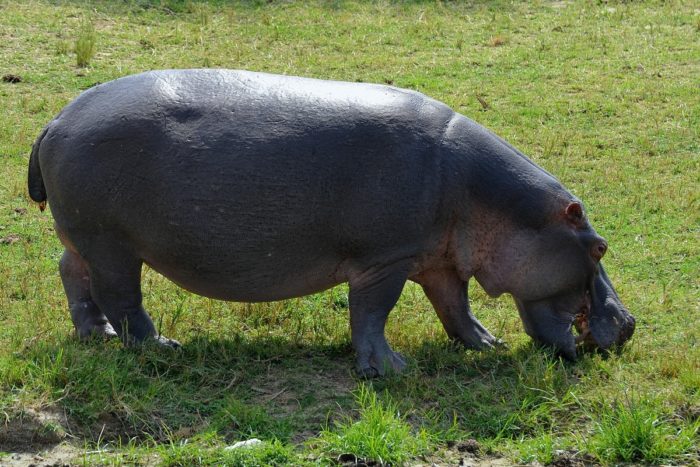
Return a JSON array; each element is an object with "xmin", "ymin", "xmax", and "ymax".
[
  {"xmin": 153, "ymin": 335, "xmax": 181, "ymax": 349},
  {"xmin": 77, "ymin": 322, "xmax": 118, "ymax": 341},
  {"xmin": 493, "ymin": 338, "xmax": 508, "ymax": 349},
  {"xmin": 355, "ymin": 349, "xmax": 407, "ymax": 379},
  {"xmin": 367, "ymin": 351, "xmax": 407, "ymax": 378},
  {"xmin": 132, "ymin": 335, "xmax": 181, "ymax": 349}
]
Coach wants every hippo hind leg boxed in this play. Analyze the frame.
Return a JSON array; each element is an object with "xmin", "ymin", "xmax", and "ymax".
[
  {"xmin": 59, "ymin": 249, "xmax": 117, "ymax": 340},
  {"xmin": 71, "ymin": 239, "xmax": 179, "ymax": 348},
  {"xmin": 349, "ymin": 262, "xmax": 410, "ymax": 378},
  {"xmin": 415, "ymin": 269, "xmax": 500, "ymax": 350}
]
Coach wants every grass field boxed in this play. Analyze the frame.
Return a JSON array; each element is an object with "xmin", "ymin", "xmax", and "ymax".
[{"xmin": 0, "ymin": 0, "xmax": 698, "ymax": 465}]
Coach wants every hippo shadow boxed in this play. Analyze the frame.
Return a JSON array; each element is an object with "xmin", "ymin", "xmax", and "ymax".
[
  {"xmin": 5, "ymin": 335, "xmax": 357, "ymax": 450},
  {"xmin": 6, "ymin": 334, "xmax": 588, "ymax": 454},
  {"xmin": 377, "ymin": 339, "xmax": 588, "ymax": 440}
]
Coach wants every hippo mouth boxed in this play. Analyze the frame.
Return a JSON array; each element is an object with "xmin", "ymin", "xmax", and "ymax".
[
  {"xmin": 516, "ymin": 289, "xmax": 597, "ymax": 360},
  {"xmin": 573, "ymin": 286, "xmax": 636, "ymax": 354},
  {"xmin": 573, "ymin": 290, "xmax": 593, "ymax": 347},
  {"xmin": 574, "ymin": 266, "xmax": 636, "ymax": 354}
]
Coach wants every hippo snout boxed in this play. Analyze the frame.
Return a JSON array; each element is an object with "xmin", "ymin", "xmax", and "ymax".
[
  {"xmin": 575, "ymin": 296, "xmax": 635, "ymax": 354},
  {"xmin": 618, "ymin": 312, "xmax": 636, "ymax": 345}
]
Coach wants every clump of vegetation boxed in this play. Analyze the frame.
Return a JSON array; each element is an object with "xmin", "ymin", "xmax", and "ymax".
[
  {"xmin": 588, "ymin": 396, "xmax": 699, "ymax": 464},
  {"xmin": 74, "ymin": 19, "xmax": 96, "ymax": 67},
  {"xmin": 314, "ymin": 384, "xmax": 430, "ymax": 465},
  {"xmin": 159, "ymin": 439, "xmax": 297, "ymax": 467}
]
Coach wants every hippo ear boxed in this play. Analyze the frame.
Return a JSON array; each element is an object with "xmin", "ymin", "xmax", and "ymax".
[
  {"xmin": 565, "ymin": 202, "xmax": 584, "ymax": 226},
  {"xmin": 588, "ymin": 264, "xmax": 635, "ymax": 350}
]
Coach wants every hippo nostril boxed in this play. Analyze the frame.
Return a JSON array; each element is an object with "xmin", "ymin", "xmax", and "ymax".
[
  {"xmin": 598, "ymin": 242, "xmax": 607, "ymax": 257},
  {"xmin": 591, "ymin": 240, "xmax": 607, "ymax": 261}
]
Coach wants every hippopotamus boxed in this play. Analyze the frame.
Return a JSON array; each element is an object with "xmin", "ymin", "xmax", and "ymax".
[{"xmin": 28, "ymin": 69, "xmax": 635, "ymax": 376}]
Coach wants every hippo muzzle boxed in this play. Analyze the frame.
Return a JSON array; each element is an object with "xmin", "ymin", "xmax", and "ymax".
[
  {"xmin": 515, "ymin": 264, "xmax": 635, "ymax": 360},
  {"xmin": 576, "ymin": 264, "xmax": 636, "ymax": 352}
]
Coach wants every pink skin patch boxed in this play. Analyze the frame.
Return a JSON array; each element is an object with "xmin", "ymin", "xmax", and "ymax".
[{"xmin": 574, "ymin": 291, "xmax": 592, "ymax": 345}]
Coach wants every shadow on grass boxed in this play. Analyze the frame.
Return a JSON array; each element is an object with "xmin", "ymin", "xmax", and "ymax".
[
  {"xmin": 3, "ymin": 335, "xmax": 356, "ymax": 451},
  {"xmin": 368, "ymin": 340, "xmax": 590, "ymax": 443},
  {"xmin": 3, "ymin": 334, "xmax": 590, "ymax": 453}
]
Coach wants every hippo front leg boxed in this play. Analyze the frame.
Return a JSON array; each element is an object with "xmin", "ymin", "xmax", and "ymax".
[
  {"xmin": 414, "ymin": 269, "xmax": 499, "ymax": 350},
  {"xmin": 348, "ymin": 264, "xmax": 410, "ymax": 378}
]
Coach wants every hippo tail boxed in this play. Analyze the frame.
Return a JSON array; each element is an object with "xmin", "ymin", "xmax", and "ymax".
[{"xmin": 28, "ymin": 124, "xmax": 49, "ymax": 211}]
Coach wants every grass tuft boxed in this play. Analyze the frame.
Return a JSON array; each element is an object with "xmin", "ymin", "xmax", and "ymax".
[
  {"xmin": 211, "ymin": 397, "xmax": 292, "ymax": 441},
  {"xmin": 74, "ymin": 19, "xmax": 96, "ymax": 68},
  {"xmin": 588, "ymin": 396, "xmax": 699, "ymax": 464},
  {"xmin": 314, "ymin": 384, "xmax": 430, "ymax": 464}
]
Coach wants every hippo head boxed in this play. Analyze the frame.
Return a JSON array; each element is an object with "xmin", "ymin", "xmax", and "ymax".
[{"xmin": 480, "ymin": 202, "xmax": 635, "ymax": 360}]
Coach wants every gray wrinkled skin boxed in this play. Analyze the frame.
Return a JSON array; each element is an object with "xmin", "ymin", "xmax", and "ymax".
[{"xmin": 28, "ymin": 69, "xmax": 635, "ymax": 376}]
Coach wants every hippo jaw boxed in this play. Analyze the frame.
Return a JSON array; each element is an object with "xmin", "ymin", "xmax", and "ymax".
[
  {"xmin": 515, "ymin": 297, "xmax": 579, "ymax": 360},
  {"xmin": 514, "ymin": 264, "xmax": 635, "ymax": 360}
]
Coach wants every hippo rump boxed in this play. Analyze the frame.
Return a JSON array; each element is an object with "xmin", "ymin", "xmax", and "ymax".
[{"xmin": 28, "ymin": 69, "xmax": 635, "ymax": 376}]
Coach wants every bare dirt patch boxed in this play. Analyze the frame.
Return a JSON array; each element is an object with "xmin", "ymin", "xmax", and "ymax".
[
  {"xmin": 251, "ymin": 361, "xmax": 356, "ymax": 443},
  {"xmin": 1, "ymin": 74, "xmax": 22, "ymax": 83},
  {"xmin": 0, "ymin": 443, "xmax": 82, "ymax": 467},
  {"xmin": 0, "ymin": 408, "xmax": 84, "ymax": 466},
  {"xmin": 414, "ymin": 451, "xmax": 517, "ymax": 467},
  {"xmin": 0, "ymin": 408, "xmax": 68, "ymax": 452},
  {"xmin": 547, "ymin": 451, "xmax": 599, "ymax": 467}
]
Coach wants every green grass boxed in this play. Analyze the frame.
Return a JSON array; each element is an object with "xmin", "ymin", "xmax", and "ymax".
[
  {"xmin": 587, "ymin": 396, "xmax": 699, "ymax": 464},
  {"xmin": 1, "ymin": 0, "xmax": 698, "ymax": 465},
  {"xmin": 157, "ymin": 438, "xmax": 299, "ymax": 467},
  {"xmin": 314, "ymin": 384, "xmax": 430, "ymax": 464},
  {"xmin": 74, "ymin": 18, "xmax": 97, "ymax": 68}
]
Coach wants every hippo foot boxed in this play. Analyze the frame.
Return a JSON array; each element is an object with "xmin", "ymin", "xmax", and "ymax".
[
  {"xmin": 70, "ymin": 301, "xmax": 118, "ymax": 341},
  {"xmin": 124, "ymin": 334, "xmax": 181, "ymax": 349},
  {"xmin": 76, "ymin": 321, "xmax": 118, "ymax": 341},
  {"xmin": 494, "ymin": 338, "xmax": 508, "ymax": 349},
  {"xmin": 149, "ymin": 335, "xmax": 181, "ymax": 349},
  {"xmin": 455, "ymin": 330, "xmax": 502, "ymax": 351},
  {"xmin": 356, "ymin": 350, "xmax": 406, "ymax": 379}
]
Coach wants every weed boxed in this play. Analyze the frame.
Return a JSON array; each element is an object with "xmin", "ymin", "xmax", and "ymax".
[{"xmin": 514, "ymin": 432, "xmax": 560, "ymax": 464}]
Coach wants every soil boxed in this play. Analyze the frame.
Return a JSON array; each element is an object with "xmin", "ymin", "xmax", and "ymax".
[
  {"xmin": 250, "ymin": 361, "xmax": 356, "ymax": 444},
  {"xmin": 0, "ymin": 408, "xmax": 82, "ymax": 466},
  {"xmin": 1, "ymin": 74, "xmax": 22, "ymax": 83},
  {"xmin": 0, "ymin": 408, "xmax": 68, "ymax": 452},
  {"xmin": 0, "ymin": 444, "xmax": 82, "ymax": 467}
]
